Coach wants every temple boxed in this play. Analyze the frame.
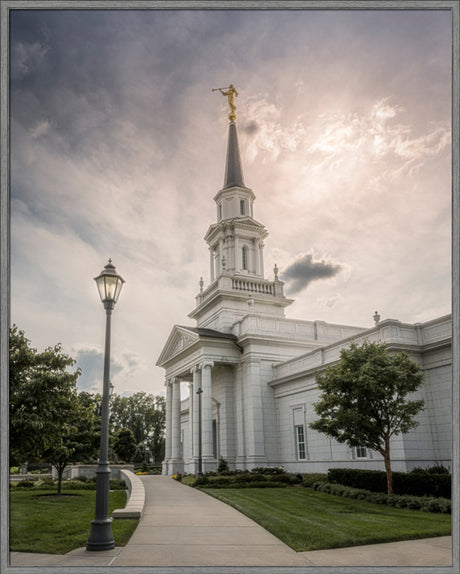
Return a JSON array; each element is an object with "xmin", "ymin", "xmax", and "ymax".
[{"xmin": 156, "ymin": 98, "xmax": 452, "ymax": 476}]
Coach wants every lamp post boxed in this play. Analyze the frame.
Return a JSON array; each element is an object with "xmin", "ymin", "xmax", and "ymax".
[
  {"xmin": 197, "ymin": 387, "xmax": 203, "ymax": 477},
  {"xmin": 87, "ymin": 259, "xmax": 124, "ymax": 552}
]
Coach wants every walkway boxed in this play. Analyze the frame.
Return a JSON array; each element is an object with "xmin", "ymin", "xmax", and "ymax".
[{"xmin": 10, "ymin": 475, "xmax": 452, "ymax": 569}]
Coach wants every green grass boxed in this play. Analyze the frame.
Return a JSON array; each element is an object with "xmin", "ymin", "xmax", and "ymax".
[
  {"xmin": 10, "ymin": 489, "xmax": 138, "ymax": 554},
  {"xmin": 204, "ymin": 487, "xmax": 452, "ymax": 552}
]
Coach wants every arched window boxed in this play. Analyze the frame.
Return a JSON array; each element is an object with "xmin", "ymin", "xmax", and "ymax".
[
  {"xmin": 242, "ymin": 246, "xmax": 248, "ymax": 270},
  {"xmin": 240, "ymin": 199, "xmax": 245, "ymax": 215}
]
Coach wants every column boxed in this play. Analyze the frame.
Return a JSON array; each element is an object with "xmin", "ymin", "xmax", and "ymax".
[
  {"xmin": 191, "ymin": 366, "xmax": 202, "ymax": 470},
  {"xmin": 187, "ymin": 382, "xmax": 193, "ymax": 471},
  {"xmin": 163, "ymin": 379, "xmax": 172, "ymax": 474},
  {"xmin": 234, "ymin": 235, "xmax": 240, "ymax": 272},
  {"xmin": 171, "ymin": 378, "xmax": 182, "ymax": 472},
  {"xmin": 244, "ymin": 359, "xmax": 266, "ymax": 467},
  {"xmin": 235, "ymin": 363, "xmax": 246, "ymax": 467},
  {"xmin": 259, "ymin": 241, "xmax": 265, "ymax": 278},
  {"xmin": 209, "ymin": 248, "xmax": 215, "ymax": 282},
  {"xmin": 253, "ymin": 238, "xmax": 260, "ymax": 276},
  {"xmin": 201, "ymin": 361, "xmax": 215, "ymax": 466}
]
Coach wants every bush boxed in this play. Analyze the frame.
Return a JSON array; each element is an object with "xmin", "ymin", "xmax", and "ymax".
[
  {"xmin": 313, "ymin": 482, "xmax": 451, "ymax": 514},
  {"xmin": 251, "ymin": 466, "xmax": 285, "ymax": 475},
  {"xmin": 109, "ymin": 479, "xmax": 127, "ymax": 490},
  {"xmin": 327, "ymin": 467, "xmax": 451, "ymax": 499},
  {"xmin": 61, "ymin": 480, "xmax": 95, "ymax": 490},
  {"xmin": 10, "ymin": 467, "xmax": 20, "ymax": 475},
  {"xmin": 301, "ymin": 473, "xmax": 328, "ymax": 488},
  {"xmin": 71, "ymin": 475, "xmax": 88, "ymax": 482},
  {"xmin": 16, "ymin": 480, "xmax": 35, "ymax": 488},
  {"xmin": 425, "ymin": 464, "xmax": 450, "ymax": 474},
  {"xmin": 217, "ymin": 458, "xmax": 229, "ymax": 473}
]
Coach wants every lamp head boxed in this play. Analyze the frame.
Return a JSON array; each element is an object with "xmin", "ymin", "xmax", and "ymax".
[{"xmin": 94, "ymin": 259, "xmax": 125, "ymax": 306}]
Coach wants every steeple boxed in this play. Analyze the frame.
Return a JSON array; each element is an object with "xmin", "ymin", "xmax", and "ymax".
[
  {"xmin": 189, "ymin": 88, "xmax": 293, "ymax": 331},
  {"xmin": 223, "ymin": 121, "xmax": 247, "ymax": 189}
]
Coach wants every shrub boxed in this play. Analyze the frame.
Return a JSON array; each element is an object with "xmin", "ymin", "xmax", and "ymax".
[
  {"xmin": 313, "ymin": 482, "xmax": 450, "ymax": 514},
  {"xmin": 72, "ymin": 475, "xmax": 88, "ymax": 482},
  {"xmin": 426, "ymin": 463, "xmax": 450, "ymax": 474},
  {"xmin": 217, "ymin": 458, "xmax": 229, "ymax": 473},
  {"xmin": 10, "ymin": 467, "xmax": 20, "ymax": 475},
  {"xmin": 301, "ymin": 473, "xmax": 328, "ymax": 488},
  {"xmin": 109, "ymin": 479, "xmax": 127, "ymax": 490},
  {"xmin": 181, "ymin": 475, "xmax": 198, "ymax": 487},
  {"xmin": 61, "ymin": 480, "xmax": 95, "ymax": 490},
  {"xmin": 16, "ymin": 480, "xmax": 35, "ymax": 488},
  {"xmin": 251, "ymin": 466, "xmax": 285, "ymax": 475},
  {"xmin": 327, "ymin": 467, "xmax": 451, "ymax": 499}
]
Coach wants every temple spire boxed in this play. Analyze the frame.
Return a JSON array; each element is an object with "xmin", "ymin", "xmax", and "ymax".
[
  {"xmin": 224, "ymin": 121, "xmax": 246, "ymax": 189},
  {"xmin": 213, "ymin": 84, "xmax": 246, "ymax": 188}
]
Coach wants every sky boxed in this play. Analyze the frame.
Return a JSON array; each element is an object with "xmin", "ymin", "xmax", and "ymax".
[{"xmin": 9, "ymin": 7, "xmax": 453, "ymax": 398}]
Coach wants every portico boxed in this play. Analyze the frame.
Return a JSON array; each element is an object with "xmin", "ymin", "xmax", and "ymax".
[{"xmin": 158, "ymin": 325, "xmax": 243, "ymax": 475}]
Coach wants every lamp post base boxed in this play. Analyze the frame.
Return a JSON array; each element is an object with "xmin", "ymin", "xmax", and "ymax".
[{"xmin": 86, "ymin": 518, "xmax": 115, "ymax": 551}]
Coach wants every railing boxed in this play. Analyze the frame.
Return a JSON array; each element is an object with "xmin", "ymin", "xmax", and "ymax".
[{"xmin": 231, "ymin": 278, "xmax": 274, "ymax": 295}]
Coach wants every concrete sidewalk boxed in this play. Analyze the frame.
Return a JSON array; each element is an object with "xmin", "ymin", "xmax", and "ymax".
[{"xmin": 9, "ymin": 475, "xmax": 452, "ymax": 568}]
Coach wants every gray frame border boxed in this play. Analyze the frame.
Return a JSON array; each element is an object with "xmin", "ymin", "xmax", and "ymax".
[{"xmin": 1, "ymin": 1, "xmax": 458, "ymax": 573}]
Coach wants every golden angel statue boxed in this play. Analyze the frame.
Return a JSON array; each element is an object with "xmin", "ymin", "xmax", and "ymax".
[{"xmin": 212, "ymin": 84, "xmax": 239, "ymax": 121}]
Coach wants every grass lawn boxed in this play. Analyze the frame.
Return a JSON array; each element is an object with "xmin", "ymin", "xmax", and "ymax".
[
  {"xmin": 204, "ymin": 487, "xmax": 452, "ymax": 552},
  {"xmin": 10, "ymin": 489, "xmax": 138, "ymax": 554}
]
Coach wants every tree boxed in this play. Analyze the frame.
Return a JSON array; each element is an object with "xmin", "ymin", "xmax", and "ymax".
[
  {"xmin": 43, "ymin": 392, "xmax": 98, "ymax": 494},
  {"xmin": 113, "ymin": 428, "xmax": 137, "ymax": 462},
  {"xmin": 309, "ymin": 341, "xmax": 425, "ymax": 494},
  {"xmin": 9, "ymin": 325, "xmax": 82, "ymax": 466},
  {"xmin": 110, "ymin": 392, "xmax": 165, "ymax": 463}
]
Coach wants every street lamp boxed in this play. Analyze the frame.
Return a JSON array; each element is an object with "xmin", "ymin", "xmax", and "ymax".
[{"xmin": 87, "ymin": 259, "xmax": 124, "ymax": 552}]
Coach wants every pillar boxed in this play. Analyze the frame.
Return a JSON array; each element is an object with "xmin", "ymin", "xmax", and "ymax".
[
  {"xmin": 162, "ymin": 379, "xmax": 172, "ymax": 474},
  {"xmin": 191, "ymin": 366, "xmax": 201, "ymax": 472},
  {"xmin": 170, "ymin": 377, "xmax": 183, "ymax": 474},
  {"xmin": 243, "ymin": 359, "xmax": 266, "ymax": 467},
  {"xmin": 201, "ymin": 361, "xmax": 215, "ymax": 469}
]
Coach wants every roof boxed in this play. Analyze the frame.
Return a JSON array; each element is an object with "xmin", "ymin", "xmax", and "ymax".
[{"xmin": 178, "ymin": 325, "xmax": 238, "ymax": 341}]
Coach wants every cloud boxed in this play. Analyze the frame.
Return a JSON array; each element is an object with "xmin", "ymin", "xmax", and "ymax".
[
  {"xmin": 281, "ymin": 251, "xmax": 343, "ymax": 295},
  {"xmin": 72, "ymin": 344, "xmax": 145, "ymax": 394},
  {"xmin": 243, "ymin": 120, "xmax": 260, "ymax": 135},
  {"xmin": 242, "ymin": 97, "xmax": 306, "ymax": 163}
]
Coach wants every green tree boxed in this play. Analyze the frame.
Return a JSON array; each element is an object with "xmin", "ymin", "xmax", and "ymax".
[
  {"xmin": 110, "ymin": 392, "xmax": 165, "ymax": 463},
  {"xmin": 9, "ymin": 326, "xmax": 82, "ymax": 466},
  {"xmin": 310, "ymin": 341, "xmax": 425, "ymax": 494},
  {"xmin": 43, "ymin": 392, "xmax": 98, "ymax": 494},
  {"xmin": 113, "ymin": 428, "xmax": 137, "ymax": 462}
]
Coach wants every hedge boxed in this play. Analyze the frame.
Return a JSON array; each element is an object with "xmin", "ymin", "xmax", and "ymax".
[
  {"xmin": 10, "ymin": 478, "xmax": 127, "ymax": 491},
  {"xmin": 327, "ymin": 467, "xmax": 451, "ymax": 499},
  {"xmin": 193, "ymin": 472, "xmax": 300, "ymax": 488},
  {"xmin": 313, "ymin": 482, "xmax": 451, "ymax": 513}
]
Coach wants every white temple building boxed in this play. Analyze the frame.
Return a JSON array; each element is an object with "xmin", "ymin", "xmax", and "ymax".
[{"xmin": 157, "ymin": 106, "xmax": 452, "ymax": 477}]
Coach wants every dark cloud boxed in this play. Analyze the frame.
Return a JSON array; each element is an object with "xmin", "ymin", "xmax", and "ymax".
[
  {"xmin": 243, "ymin": 120, "xmax": 260, "ymax": 135},
  {"xmin": 282, "ymin": 253, "xmax": 342, "ymax": 295},
  {"xmin": 75, "ymin": 347, "xmax": 124, "ymax": 392}
]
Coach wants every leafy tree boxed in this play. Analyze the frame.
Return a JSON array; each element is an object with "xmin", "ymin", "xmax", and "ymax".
[
  {"xmin": 113, "ymin": 428, "xmax": 137, "ymax": 462},
  {"xmin": 310, "ymin": 341, "xmax": 425, "ymax": 494},
  {"xmin": 110, "ymin": 392, "xmax": 165, "ymax": 463},
  {"xmin": 9, "ymin": 326, "xmax": 81, "ymax": 466},
  {"xmin": 43, "ymin": 392, "xmax": 98, "ymax": 494}
]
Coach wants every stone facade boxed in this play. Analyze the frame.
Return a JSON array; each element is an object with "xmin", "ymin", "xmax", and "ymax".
[{"xmin": 157, "ymin": 118, "xmax": 452, "ymax": 476}]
